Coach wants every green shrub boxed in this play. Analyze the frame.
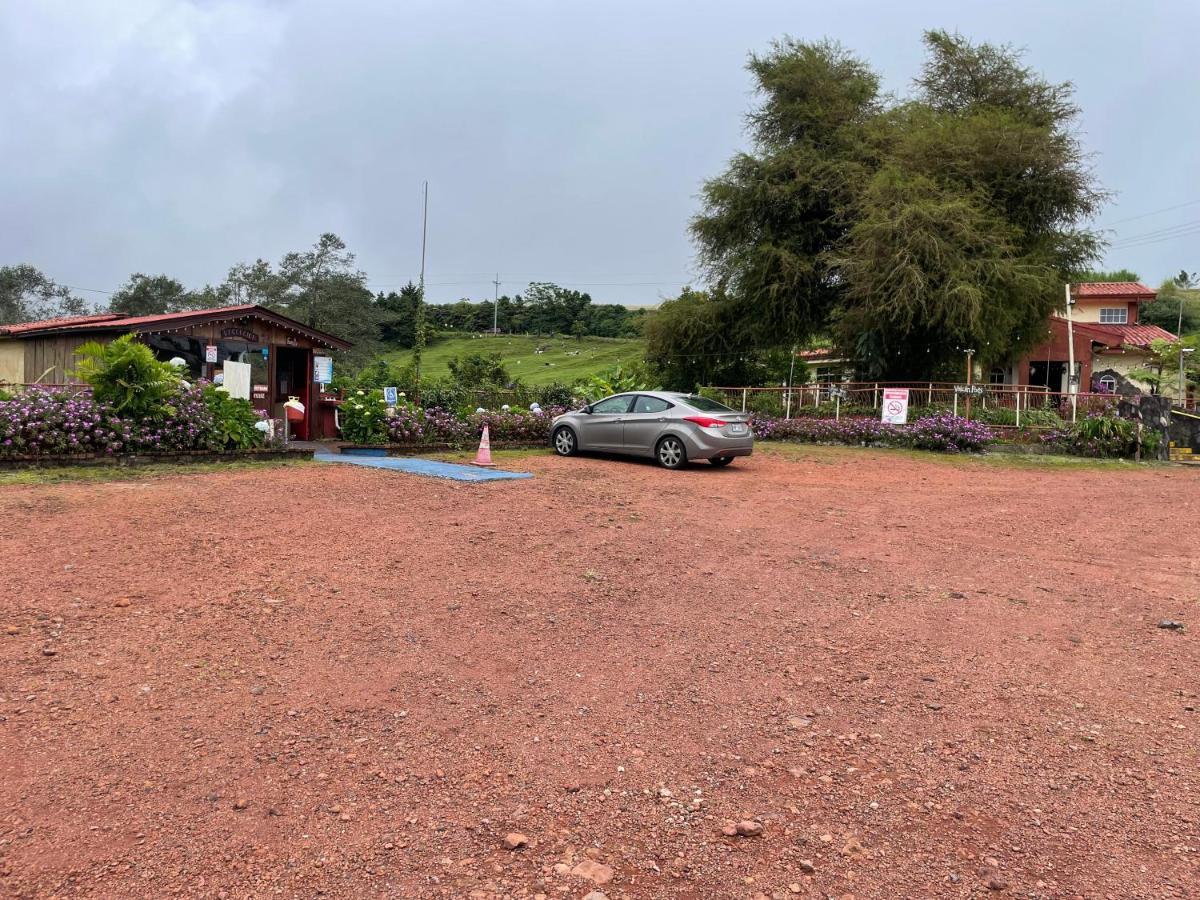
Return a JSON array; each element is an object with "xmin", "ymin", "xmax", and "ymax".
[
  {"xmin": 447, "ymin": 352, "xmax": 510, "ymax": 388},
  {"xmin": 536, "ymin": 382, "xmax": 576, "ymax": 408},
  {"xmin": 417, "ymin": 378, "xmax": 466, "ymax": 412},
  {"xmin": 340, "ymin": 389, "xmax": 391, "ymax": 443},
  {"xmin": 353, "ymin": 359, "xmax": 414, "ymax": 392},
  {"xmin": 200, "ymin": 385, "xmax": 265, "ymax": 450},
  {"xmin": 974, "ymin": 405, "xmax": 1062, "ymax": 427},
  {"xmin": 72, "ymin": 334, "xmax": 181, "ymax": 418},
  {"xmin": 576, "ymin": 364, "xmax": 652, "ymax": 399},
  {"xmin": 1042, "ymin": 414, "xmax": 1151, "ymax": 458}
]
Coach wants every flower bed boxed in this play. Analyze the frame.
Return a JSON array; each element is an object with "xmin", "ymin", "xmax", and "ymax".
[
  {"xmin": 381, "ymin": 405, "xmax": 569, "ymax": 448},
  {"xmin": 0, "ymin": 385, "xmax": 271, "ymax": 461},
  {"xmin": 751, "ymin": 413, "xmax": 995, "ymax": 453}
]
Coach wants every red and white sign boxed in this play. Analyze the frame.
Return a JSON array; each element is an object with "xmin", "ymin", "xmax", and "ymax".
[
  {"xmin": 204, "ymin": 345, "xmax": 218, "ymax": 363},
  {"xmin": 881, "ymin": 388, "xmax": 910, "ymax": 425}
]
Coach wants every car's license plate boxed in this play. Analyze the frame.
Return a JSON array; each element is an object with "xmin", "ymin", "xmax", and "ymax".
[{"xmin": 728, "ymin": 424, "xmax": 746, "ymax": 434}]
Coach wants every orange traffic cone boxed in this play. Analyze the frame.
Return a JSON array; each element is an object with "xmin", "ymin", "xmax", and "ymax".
[{"xmin": 472, "ymin": 424, "xmax": 496, "ymax": 467}]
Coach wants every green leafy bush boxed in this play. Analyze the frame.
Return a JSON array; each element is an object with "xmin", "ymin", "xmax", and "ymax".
[
  {"xmin": 447, "ymin": 352, "xmax": 510, "ymax": 388},
  {"xmin": 200, "ymin": 385, "xmax": 265, "ymax": 450},
  {"xmin": 1042, "ymin": 414, "xmax": 1148, "ymax": 458},
  {"xmin": 339, "ymin": 389, "xmax": 391, "ymax": 443},
  {"xmin": 974, "ymin": 405, "xmax": 1062, "ymax": 427},
  {"xmin": 535, "ymin": 382, "xmax": 576, "ymax": 408},
  {"xmin": 72, "ymin": 334, "xmax": 181, "ymax": 418},
  {"xmin": 576, "ymin": 364, "xmax": 652, "ymax": 399}
]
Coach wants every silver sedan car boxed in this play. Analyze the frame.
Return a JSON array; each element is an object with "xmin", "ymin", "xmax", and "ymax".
[{"xmin": 550, "ymin": 391, "xmax": 754, "ymax": 469}]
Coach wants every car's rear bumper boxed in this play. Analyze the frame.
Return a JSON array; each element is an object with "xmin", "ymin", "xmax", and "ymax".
[{"xmin": 681, "ymin": 433, "xmax": 754, "ymax": 460}]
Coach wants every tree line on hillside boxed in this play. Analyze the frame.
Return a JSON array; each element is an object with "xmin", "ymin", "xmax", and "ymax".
[
  {"xmin": 375, "ymin": 280, "xmax": 645, "ymax": 346},
  {"xmin": 1, "ymin": 234, "xmax": 645, "ymax": 370}
]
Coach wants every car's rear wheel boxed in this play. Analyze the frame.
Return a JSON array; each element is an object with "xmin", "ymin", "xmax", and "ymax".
[
  {"xmin": 656, "ymin": 435, "xmax": 687, "ymax": 469},
  {"xmin": 552, "ymin": 426, "xmax": 578, "ymax": 456},
  {"xmin": 709, "ymin": 456, "xmax": 735, "ymax": 467}
]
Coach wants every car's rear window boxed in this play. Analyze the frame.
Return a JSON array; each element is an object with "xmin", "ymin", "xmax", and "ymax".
[{"xmin": 678, "ymin": 395, "xmax": 735, "ymax": 413}]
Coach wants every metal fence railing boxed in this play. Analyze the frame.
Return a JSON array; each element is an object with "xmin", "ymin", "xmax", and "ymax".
[{"xmin": 703, "ymin": 382, "xmax": 1129, "ymax": 426}]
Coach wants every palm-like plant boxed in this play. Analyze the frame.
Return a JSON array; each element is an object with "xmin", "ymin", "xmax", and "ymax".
[{"xmin": 71, "ymin": 334, "xmax": 180, "ymax": 417}]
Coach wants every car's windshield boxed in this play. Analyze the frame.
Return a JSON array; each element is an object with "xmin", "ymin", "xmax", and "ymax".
[{"xmin": 678, "ymin": 395, "xmax": 735, "ymax": 413}]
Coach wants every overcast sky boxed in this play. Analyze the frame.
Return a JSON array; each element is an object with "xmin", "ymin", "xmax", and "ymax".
[{"xmin": 2, "ymin": 0, "xmax": 1198, "ymax": 308}]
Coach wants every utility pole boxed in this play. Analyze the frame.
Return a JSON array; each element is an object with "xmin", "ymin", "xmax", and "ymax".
[
  {"xmin": 1181, "ymin": 347, "xmax": 1195, "ymax": 408},
  {"xmin": 1064, "ymin": 282, "xmax": 1077, "ymax": 424},
  {"xmin": 492, "ymin": 273, "xmax": 500, "ymax": 335},
  {"xmin": 785, "ymin": 345, "xmax": 796, "ymax": 420},
  {"xmin": 414, "ymin": 181, "xmax": 429, "ymax": 405},
  {"xmin": 965, "ymin": 348, "xmax": 975, "ymax": 421}
]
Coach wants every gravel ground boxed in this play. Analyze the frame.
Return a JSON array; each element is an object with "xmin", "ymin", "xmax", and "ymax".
[{"xmin": 0, "ymin": 447, "xmax": 1197, "ymax": 899}]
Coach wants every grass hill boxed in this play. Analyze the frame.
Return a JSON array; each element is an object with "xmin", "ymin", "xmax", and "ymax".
[{"xmin": 382, "ymin": 333, "xmax": 646, "ymax": 386}]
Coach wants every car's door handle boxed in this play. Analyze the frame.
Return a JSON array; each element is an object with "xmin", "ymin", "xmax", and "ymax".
[
  {"xmin": 657, "ymin": 417, "xmax": 667, "ymax": 422},
  {"xmin": 613, "ymin": 418, "xmax": 623, "ymax": 423}
]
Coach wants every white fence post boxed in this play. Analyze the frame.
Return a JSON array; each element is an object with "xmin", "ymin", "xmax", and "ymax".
[{"xmin": 741, "ymin": 388, "xmax": 747, "ymax": 413}]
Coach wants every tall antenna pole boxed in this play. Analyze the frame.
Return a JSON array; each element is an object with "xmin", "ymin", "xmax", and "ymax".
[
  {"xmin": 492, "ymin": 273, "xmax": 500, "ymax": 334},
  {"xmin": 414, "ymin": 181, "xmax": 429, "ymax": 404}
]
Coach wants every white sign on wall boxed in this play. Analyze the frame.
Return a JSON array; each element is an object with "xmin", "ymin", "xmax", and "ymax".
[
  {"xmin": 204, "ymin": 345, "xmax": 218, "ymax": 363},
  {"xmin": 881, "ymin": 387, "xmax": 910, "ymax": 425},
  {"xmin": 313, "ymin": 355, "xmax": 333, "ymax": 384}
]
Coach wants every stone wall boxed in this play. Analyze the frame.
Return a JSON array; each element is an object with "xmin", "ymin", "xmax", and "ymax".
[
  {"xmin": 1116, "ymin": 395, "xmax": 1172, "ymax": 461},
  {"xmin": 1170, "ymin": 409, "xmax": 1200, "ymax": 451}
]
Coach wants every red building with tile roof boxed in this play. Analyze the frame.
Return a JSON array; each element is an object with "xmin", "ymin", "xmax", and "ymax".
[{"xmin": 1003, "ymin": 282, "xmax": 1176, "ymax": 395}]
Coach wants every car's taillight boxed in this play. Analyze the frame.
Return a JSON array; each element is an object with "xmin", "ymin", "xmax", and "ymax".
[{"xmin": 683, "ymin": 416, "xmax": 728, "ymax": 428}]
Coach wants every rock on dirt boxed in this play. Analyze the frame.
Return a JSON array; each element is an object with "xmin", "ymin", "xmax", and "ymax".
[
  {"xmin": 1157, "ymin": 619, "xmax": 1186, "ymax": 631},
  {"xmin": 735, "ymin": 820, "xmax": 764, "ymax": 837},
  {"xmin": 571, "ymin": 859, "xmax": 614, "ymax": 884},
  {"xmin": 501, "ymin": 832, "xmax": 528, "ymax": 850}
]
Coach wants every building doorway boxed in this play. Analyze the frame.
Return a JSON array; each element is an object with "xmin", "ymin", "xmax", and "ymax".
[
  {"xmin": 1028, "ymin": 360, "xmax": 1067, "ymax": 392},
  {"xmin": 274, "ymin": 346, "xmax": 312, "ymax": 440}
]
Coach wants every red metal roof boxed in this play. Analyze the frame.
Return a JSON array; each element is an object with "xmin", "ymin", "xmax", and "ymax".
[
  {"xmin": 40, "ymin": 304, "xmax": 262, "ymax": 333},
  {"xmin": 1073, "ymin": 281, "xmax": 1156, "ymax": 299},
  {"xmin": 0, "ymin": 304, "xmax": 351, "ymax": 350},
  {"xmin": 1070, "ymin": 321, "xmax": 1171, "ymax": 348},
  {"xmin": 0, "ymin": 313, "xmax": 122, "ymax": 335}
]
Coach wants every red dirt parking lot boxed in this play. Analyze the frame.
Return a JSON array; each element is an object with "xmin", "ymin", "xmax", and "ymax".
[{"xmin": 1, "ymin": 447, "xmax": 1198, "ymax": 899}]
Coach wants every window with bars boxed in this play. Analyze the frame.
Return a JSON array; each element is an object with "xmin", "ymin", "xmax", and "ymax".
[{"xmin": 1099, "ymin": 307, "xmax": 1128, "ymax": 324}]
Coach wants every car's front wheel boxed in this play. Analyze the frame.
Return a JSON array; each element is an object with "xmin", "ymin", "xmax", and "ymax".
[
  {"xmin": 552, "ymin": 426, "xmax": 578, "ymax": 457},
  {"xmin": 656, "ymin": 435, "xmax": 687, "ymax": 469},
  {"xmin": 709, "ymin": 456, "xmax": 735, "ymax": 467}
]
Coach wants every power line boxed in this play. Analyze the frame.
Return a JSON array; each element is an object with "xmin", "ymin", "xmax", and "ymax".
[
  {"xmin": 1099, "ymin": 198, "xmax": 1200, "ymax": 228},
  {"xmin": 1108, "ymin": 217, "xmax": 1200, "ymax": 246},
  {"xmin": 60, "ymin": 285, "xmax": 115, "ymax": 295},
  {"xmin": 1109, "ymin": 224, "xmax": 1200, "ymax": 251}
]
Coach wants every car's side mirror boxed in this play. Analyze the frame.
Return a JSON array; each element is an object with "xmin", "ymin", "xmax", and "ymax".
[{"xmin": 583, "ymin": 404, "xmax": 593, "ymax": 414}]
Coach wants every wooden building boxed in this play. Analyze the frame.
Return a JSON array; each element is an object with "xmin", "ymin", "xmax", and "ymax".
[{"xmin": 0, "ymin": 304, "xmax": 351, "ymax": 440}]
